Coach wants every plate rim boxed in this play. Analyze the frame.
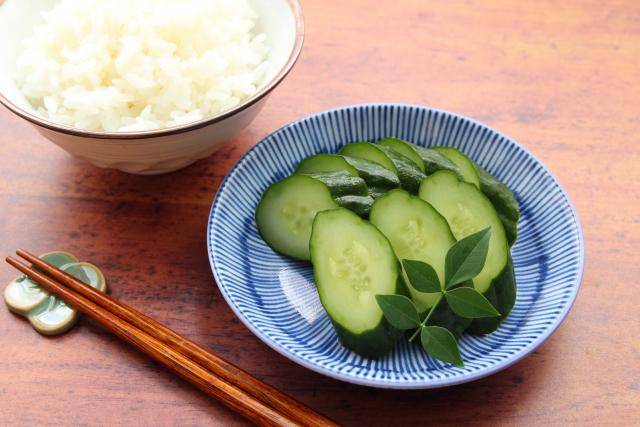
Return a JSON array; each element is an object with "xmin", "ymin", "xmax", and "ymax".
[{"xmin": 206, "ymin": 103, "xmax": 585, "ymax": 389}]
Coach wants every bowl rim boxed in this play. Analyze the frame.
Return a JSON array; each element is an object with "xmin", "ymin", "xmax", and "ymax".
[
  {"xmin": 0, "ymin": 0, "xmax": 305, "ymax": 140},
  {"xmin": 207, "ymin": 103, "xmax": 585, "ymax": 389}
]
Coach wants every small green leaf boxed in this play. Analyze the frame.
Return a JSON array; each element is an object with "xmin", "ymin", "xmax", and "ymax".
[
  {"xmin": 402, "ymin": 260, "xmax": 442, "ymax": 293},
  {"xmin": 445, "ymin": 287, "xmax": 501, "ymax": 318},
  {"xmin": 375, "ymin": 295, "xmax": 421, "ymax": 329},
  {"xmin": 420, "ymin": 326, "xmax": 464, "ymax": 367},
  {"xmin": 445, "ymin": 227, "xmax": 492, "ymax": 288}
]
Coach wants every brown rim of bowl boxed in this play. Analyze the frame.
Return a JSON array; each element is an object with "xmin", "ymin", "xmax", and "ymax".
[{"xmin": 0, "ymin": 0, "xmax": 305, "ymax": 140}]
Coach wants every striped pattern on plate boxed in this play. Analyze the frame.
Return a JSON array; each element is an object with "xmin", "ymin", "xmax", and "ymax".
[{"xmin": 207, "ymin": 104, "xmax": 584, "ymax": 388}]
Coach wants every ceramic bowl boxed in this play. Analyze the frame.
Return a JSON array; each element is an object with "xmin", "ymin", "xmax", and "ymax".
[
  {"xmin": 207, "ymin": 104, "xmax": 584, "ymax": 389},
  {"xmin": 0, "ymin": 0, "xmax": 304, "ymax": 174}
]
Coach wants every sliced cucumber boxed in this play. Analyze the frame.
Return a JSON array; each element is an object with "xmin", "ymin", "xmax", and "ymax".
[
  {"xmin": 294, "ymin": 153, "xmax": 400, "ymax": 198},
  {"xmin": 256, "ymin": 175, "xmax": 339, "ymax": 260},
  {"xmin": 304, "ymin": 171, "xmax": 373, "ymax": 216},
  {"xmin": 303, "ymin": 171, "xmax": 368, "ymax": 198},
  {"xmin": 295, "ymin": 154, "xmax": 359, "ymax": 177},
  {"xmin": 432, "ymin": 147, "xmax": 480, "ymax": 188},
  {"xmin": 419, "ymin": 171, "xmax": 508, "ymax": 293},
  {"xmin": 369, "ymin": 189, "xmax": 454, "ymax": 312},
  {"xmin": 339, "ymin": 142, "xmax": 396, "ymax": 171},
  {"xmin": 339, "ymin": 143, "xmax": 425, "ymax": 193},
  {"xmin": 334, "ymin": 195, "xmax": 375, "ymax": 217},
  {"xmin": 377, "ymin": 137, "xmax": 425, "ymax": 172},
  {"xmin": 467, "ymin": 256, "xmax": 516, "ymax": 335},
  {"xmin": 310, "ymin": 208, "xmax": 405, "ymax": 358},
  {"xmin": 375, "ymin": 145, "xmax": 425, "ymax": 194},
  {"xmin": 256, "ymin": 171, "xmax": 375, "ymax": 260},
  {"xmin": 343, "ymin": 156, "xmax": 401, "ymax": 198},
  {"xmin": 474, "ymin": 165, "xmax": 520, "ymax": 246},
  {"xmin": 411, "ymin": 145, "xmax": 464, "ymax": 178}
]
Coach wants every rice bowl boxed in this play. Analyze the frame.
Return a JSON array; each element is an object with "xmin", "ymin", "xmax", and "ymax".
[
  {"xmin": 0, "ymin": 0, "xmax": 304, "ymax": 174},
  {"xmin": 15, "ymin": 0, "xmax": 271, "ymax": 132}
]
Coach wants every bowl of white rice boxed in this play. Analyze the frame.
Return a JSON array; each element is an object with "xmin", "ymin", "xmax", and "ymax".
[{"xmin": 0, "ymin": 0, "xmax": 304, "ymax": 174}]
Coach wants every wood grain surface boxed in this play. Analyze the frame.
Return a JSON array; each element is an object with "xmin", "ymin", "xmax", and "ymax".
[{"xmin": 1, "ymin": 0, "xmax": 638, "ymax": 425}]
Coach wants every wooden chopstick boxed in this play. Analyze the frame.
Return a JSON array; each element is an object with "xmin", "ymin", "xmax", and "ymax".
[
  {"xmin": 5, "ymin": 256, "xmax": 325, "ymax": 427},
  {"xmin": 16, "ymin": 250, "xmax": 336, "ymax": 427}
]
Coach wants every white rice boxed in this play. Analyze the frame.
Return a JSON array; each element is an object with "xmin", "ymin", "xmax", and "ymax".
[{"xmin": 15, "ymin": 0, "xmax": 270, "ymax": 132}]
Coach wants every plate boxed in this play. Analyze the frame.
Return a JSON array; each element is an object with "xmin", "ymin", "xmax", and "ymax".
[{"xmin": 207, "ymin": 104, "xmax": 584, "ymax": 389}]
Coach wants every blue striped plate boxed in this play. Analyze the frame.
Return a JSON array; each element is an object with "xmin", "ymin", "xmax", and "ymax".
[{"xmin": 207, "ymin": 104, "xmax": 584, "ymax": 388}]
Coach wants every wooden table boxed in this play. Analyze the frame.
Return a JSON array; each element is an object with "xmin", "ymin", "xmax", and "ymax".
[{"xmin": 1, "ymin": 0, "xmax": 638, "ymax": 425}]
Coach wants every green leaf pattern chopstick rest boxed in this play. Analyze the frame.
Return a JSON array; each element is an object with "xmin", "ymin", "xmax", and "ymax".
[{"xmin": 3, "ymin": 251, "xmax": 107, "ymax": 335}]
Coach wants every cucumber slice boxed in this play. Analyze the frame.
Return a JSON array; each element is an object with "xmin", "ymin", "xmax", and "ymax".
[
  {"xmin": 432, "ymin": 147, "xmax": 480, "ymax": 188},
  {"xmin": 342, "ymin": 156, "xmax": 401, "ymax": 198},
  {"xmin": 295, "ymin": 154, "xmax": 359, "ymax": 177},
  {"xmin": 256, "ymin": 171, "xmax": 375, "ymax": 260},
  {"xmin": 304, "ymin": 171, "xmax": 373, "ymax": 216},
  {"xmin": 419, "ymin": 171, "xmax": 508, "ymax": 293},
  {"xmin": 256, "ymin": 175, "xmax": 339, "ymax": 260},
  {"xmin": 303, "ymin": 171, "xmax": 368, "ymax": 198},
  {"xmin": 474, "ymin": 165, "xmax": 520, "ymax": 246},
  {"xmin": 377, "ymin": 137, "xmax": 425, "ymax": 172},
  {"xmin": 334, "ymin": 195, "xmax": 374, "ymax": 217},
  {"xmin": 411, "ymin": 145, "xmax": 464, "ymax": 178},
  {"xmin": 310, "ymin": 208, "xmax": 405, "ymax": 358},
  {"xmin": 294, "ymin": 153, "xmax": 400, "ymax": 198},
  {"xmin": 369, "ymin": 189, "xmax": 455, "ymax": 312},
  {"xmin": 467, "ymin": 256, "xmax": 516, "ymax": 335},
  {"xmin": 339, "ymin": 142, "xmax": 396, "ymax": 171},
  {"xmin": 375, "ymin": 145, "xmax": 425, "ymax": 194},
  {"xmin": 339, "ymin": 143, "xmax": 425, "ymax": 193}
]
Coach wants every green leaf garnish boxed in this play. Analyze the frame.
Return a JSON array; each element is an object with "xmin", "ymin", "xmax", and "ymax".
[
  {"xmin": 420, "ymin": 326, "xmax": 464, "ymax": 367},
  {"xmin": 445, "ymin": 227, "xmax": 491, "ymax": 288},
  {"xmin": 445, "ymin": 287, "xmax": 501, "ymax": 318},
  {"xmin": 377, "ymin": 228, "xmax": 500, "ymax": 368},
  {"xmin": 375, "ymin": 295, "xmax": 421, "ymax": 329},
  {"xmin": 402, "ymin": 260, "xmax": 441, "ymax": 293}
]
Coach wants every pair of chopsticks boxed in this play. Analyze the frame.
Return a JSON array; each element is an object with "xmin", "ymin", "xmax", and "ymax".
[{"xmin": 6, "ymin": 250, "xmax": 337, "ymax": 427}]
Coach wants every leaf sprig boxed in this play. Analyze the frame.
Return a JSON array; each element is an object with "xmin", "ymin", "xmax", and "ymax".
[{"xmin": 375, "ymin": 227, "xmax": 499, "ymax": 367}]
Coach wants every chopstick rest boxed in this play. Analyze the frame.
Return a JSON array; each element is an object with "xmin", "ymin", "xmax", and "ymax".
[{"xmin": 3, "ymin": 251, "xmax": 106, "ymax": 335}]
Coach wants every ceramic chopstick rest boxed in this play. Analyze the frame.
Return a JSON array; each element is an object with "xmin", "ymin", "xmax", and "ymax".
[{"xmin": 3, "ymin": 251, "xmax": 107, "ymax": 335}]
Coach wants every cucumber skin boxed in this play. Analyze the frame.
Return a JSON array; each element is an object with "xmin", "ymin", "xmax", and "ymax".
[
  {"xmin": 342, "ymin": 155, "xmax": 401, "ymax": 198},
  {"xmin": 339, "ymin": 143, "xmax": 425, "ymax": 194},
  {"xmin": 411, "ymin": 145, "xmax": 464, "ymax": 178},
  {"xmin": 303, "ymin": 171, "xmax": 373, "ymax": 217},
  {"xmin": 375, "ymin": 145, "xmax": 426, "ymax": 194},
  {"xmin": 293, "ymin": 153, "xmax": 400, "ymax": 199},
  {"xmin": 329, "ymin": 273, "xmax": 408, "ymax": 359},
  {"xmin": 310, "ymin": 208, "xmax": 409, "ymax": 359},
  {"xmin": 376, "ymin": 137, "xmax": 426, "ymax": 172},
  {"xmin": 303, "ymin": 171, "xmax": 368, "ymax": 198},
  {"xmin": 467, "ymin": 256, "xmax": 516, "ymax": 335},
  {"xmin": 334, "ymin": 195, "xmax": 374, "ymax": 217},
  {"xmin": 474, "ymin": 165, "xmax": 520, "ymax": 246},
  {"xmin": 432, "ymin": 147, "xmax": 481, "ymax": 188}
]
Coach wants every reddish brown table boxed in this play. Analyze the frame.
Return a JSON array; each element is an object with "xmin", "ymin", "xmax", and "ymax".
[{"xmin": 1, "ymin": 0, "xmax": 638, "ymax": 425}]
